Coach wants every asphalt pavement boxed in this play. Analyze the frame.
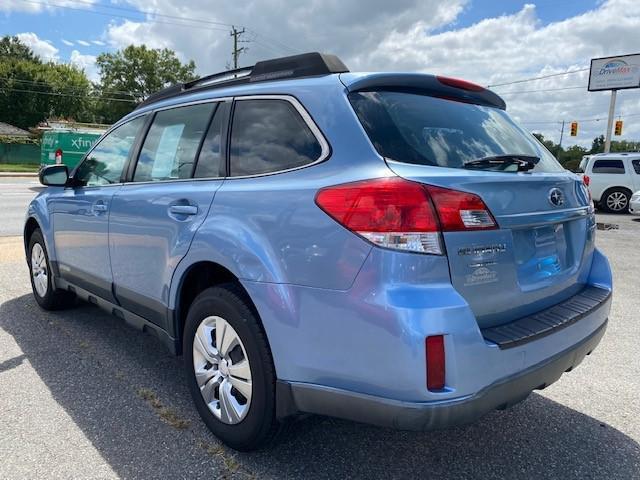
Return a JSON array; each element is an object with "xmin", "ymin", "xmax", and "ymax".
[
  {"xmin": 1, "ymin": 177, "xmax": 639, "ymax": 479},
  {"xmin": 0, "ymin": 178, "xmax": 43, "ymax": 237}
]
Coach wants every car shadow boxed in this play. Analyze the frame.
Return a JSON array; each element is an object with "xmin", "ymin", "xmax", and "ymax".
[{"xmin": 1, "ymin": 294, "xmax": 639, "ymax": 479}]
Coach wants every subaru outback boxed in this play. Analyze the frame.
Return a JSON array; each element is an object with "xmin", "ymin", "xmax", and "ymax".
[{"xmin": 25, "ymin": 52, "xmax": 612, "ymax": 451}]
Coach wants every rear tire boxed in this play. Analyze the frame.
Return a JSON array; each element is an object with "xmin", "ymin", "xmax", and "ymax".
[
  {"xmin": 601, "ymin": 188, "xmax": 630, "ymax": 213},
  {"xmin": 183, "ymin": 284, "xmax": 279, "ymax": 451},
  {"xmin": 27, "ymin": 228, "xmax": 75, "ymax": 310}
]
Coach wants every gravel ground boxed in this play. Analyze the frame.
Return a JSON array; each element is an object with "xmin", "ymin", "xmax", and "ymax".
[{"xmin": 0, "ymin": 211, "xmax": 639, "ymax": 479}]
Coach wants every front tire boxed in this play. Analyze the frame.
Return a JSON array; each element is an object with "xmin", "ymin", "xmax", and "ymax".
[
  {"xmin": 183, "ymin": 284, "xmax": 279, "ymax": 451},
  {"xmin": 601, "ymin": 188, "xmax": 630, "ymax": 213},
  {"xmin": 27, "ymin": 229, "xmax": 75, "ymax": 310}
]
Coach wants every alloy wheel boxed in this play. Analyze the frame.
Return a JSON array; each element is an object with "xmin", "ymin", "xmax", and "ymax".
[
  {"xmin": 192, "ymin": 315, "xmax": 253, "ymax": 424},
  {"xmin": 606, "ymin": 191, "xmax": 628, "ymax": 212}
]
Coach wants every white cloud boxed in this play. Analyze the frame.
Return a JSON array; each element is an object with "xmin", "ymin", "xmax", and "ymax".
[
  {"xmin": 99, "ymin": 0, "xmax": 640, "ymax": 146},
  {"xmin": 70, "ymin": 50, "xmax": 98, "ymax": 81},
  {"xmin": 61, "ymin": 39, "xmax": 74, "ymax": 46},
  {"xmin": 76, "ymin": 40, "xmax": 91, "ymax": 47},
  {"xmin": 16, "ymin": 32, "xmax": 59, "ymax": 62},
  {"xmin": 91, "ymin": 40, "xmax": 106, "ymax": 46},
  {"xmin": 0, "ymin": 0, "xmax": 96, "ymax": 13}
]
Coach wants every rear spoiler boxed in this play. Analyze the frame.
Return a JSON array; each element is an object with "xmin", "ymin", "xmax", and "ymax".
[{"xmin": 343, "ymin": 73, "xmax": 506, "ymax": 110}]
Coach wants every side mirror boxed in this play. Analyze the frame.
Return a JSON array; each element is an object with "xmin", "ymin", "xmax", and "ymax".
[{"xmin": 39, "ymin": 164, "xmax": 69, "ymax": 187}]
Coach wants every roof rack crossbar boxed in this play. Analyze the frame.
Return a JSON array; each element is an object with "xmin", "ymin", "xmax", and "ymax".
[{"xmin": 136, "ymin": 52, "xmax": 348, "ymax": 110}]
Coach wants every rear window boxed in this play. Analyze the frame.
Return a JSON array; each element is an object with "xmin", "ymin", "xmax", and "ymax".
[
  {"xmin": 349, "ymin": 91, "xmax": 563, "ymax": 173},
  {"xmin": 632, "ymin": 159, "xmax": 640, "ymax": 174},
  {"xmin": 592, "ymin": 159, "xmax": 625, "ymax": 174}
]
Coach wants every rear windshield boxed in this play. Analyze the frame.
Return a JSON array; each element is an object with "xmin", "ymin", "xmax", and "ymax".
[{"xmin": 349, "ymin": 91, "xmax": 563, "ymax": 173}]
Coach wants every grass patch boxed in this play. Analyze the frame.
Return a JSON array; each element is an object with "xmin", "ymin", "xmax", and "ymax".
[
  {"xmin": 137, "ymin": 387, "xmax": 191, "ymax": 430},
  {"xmin": 0, "ymin": 163, "xmax": 39, "ymax": 173}
]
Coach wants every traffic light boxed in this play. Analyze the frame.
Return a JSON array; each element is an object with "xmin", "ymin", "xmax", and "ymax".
[
  {"xmin": 570, "ymin": 121, "xmax": 578, "ymax": 136},
  {"xmin": 614, "ymin": 120, "xmax": 623, "ymax": 136}
]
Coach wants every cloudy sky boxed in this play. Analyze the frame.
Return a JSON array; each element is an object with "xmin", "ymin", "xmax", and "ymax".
[{"xmin": 1, "ymin": 0, "xmax": 639, "ymax": 147}]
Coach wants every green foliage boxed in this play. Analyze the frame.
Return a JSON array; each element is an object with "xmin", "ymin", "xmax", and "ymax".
[
  {"xmin": 0, "ymin": 135, "xmax": 40, "ymax": 145},
  {"xmin": 0, "ymin": 36, "xmax": 39, "ymax": 62},
  {"xmin": 94, "ymin": 45, "xmax": 197, "ymax": 123},
  {"xmin": 0, "ymin": 37, "xmax": 93, "ymax": 128},
  {"xmin": 533, "ymin": 132, "xmax": 640, "ymax": 172}
]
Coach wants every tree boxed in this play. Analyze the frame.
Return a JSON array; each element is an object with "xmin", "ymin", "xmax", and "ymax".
[
  {"xmin": 94, "ymin": 45, "xmax": 197, "ymax": 123},
  {"xmin": 532, "ymin": 132, "xmax": 560, "ymax": 156},
  {"xmin": 0, "ymin": 35, "xmax": 39, "ymax": 62},
  {"xmin": 590, "ymin": 135, "xmax": 605, "ymax": 154},
  {"xmin": 0, "ymin": 36, "xmax": 94, "ymax": 128}
]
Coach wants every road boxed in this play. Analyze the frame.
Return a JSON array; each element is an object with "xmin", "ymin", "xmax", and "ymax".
[
  {"xmin": 0, "ymin": 178, "xmax": 43, "ymax": 237},
  {"xmin": 0, "ymin": 178, "xmax": 639, "ymax": 478}
]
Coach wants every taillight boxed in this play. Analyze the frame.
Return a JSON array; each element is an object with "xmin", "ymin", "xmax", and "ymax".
[
  {"xmin": 583, "ymin": 175, "xmax": 590, "ymax": 186},
  {"xmin": 436, "ymin": 75, "xmax": 485, "ymax": 92},
  {"xmin": 426, "ymin": 335, "xmax": 445, "ymax": 391},
  {"xmin": 315, "ymin": 177, "xmax": 497, "ymax": 255}
]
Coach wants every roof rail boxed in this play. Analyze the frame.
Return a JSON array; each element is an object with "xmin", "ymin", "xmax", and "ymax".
[{"xmin": 136, "ymin": 52, "xmax": 348, "ymax": 109}]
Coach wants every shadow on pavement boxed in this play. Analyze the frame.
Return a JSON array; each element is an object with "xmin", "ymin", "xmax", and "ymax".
[{"xmin": 2, "ymin": 294, "xmax": 639, "ymax": 479}]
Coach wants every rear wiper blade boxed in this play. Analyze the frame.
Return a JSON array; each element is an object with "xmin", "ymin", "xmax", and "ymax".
[{"xmin": 463, "ymin": 155, "xmax": 540, "ymax": 172}]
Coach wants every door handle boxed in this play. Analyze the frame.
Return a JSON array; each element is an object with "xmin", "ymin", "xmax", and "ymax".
[
  {"xmin": 92, "ymin": 202, "xmax": 108, "ymax": 214},
  {"xmin": 169, "ymin": 205, "xmax": 198, "ymax": 216}
]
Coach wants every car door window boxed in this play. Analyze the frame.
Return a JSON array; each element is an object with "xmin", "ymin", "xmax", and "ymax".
[
  {"xmin": 194, "ymin": 102, "xmax": 229, "ymax": 178},
  {"xmin": 74, "ymin": 116, "xmax": 146, "ymax": 187},
  {"xmin": 632, "ymin": 160, "xmax": 640, "ymax": 174},
  {"xmin": 592, "ymin": 159, "xmax": 625, "ymax": 174},
  {"xmin": 134, "ymin": 103, "xmax": 214, "ymax": 182},
  {"xmin": 229, "ymin": 99, "xmax": 323, "ymax": 176}
]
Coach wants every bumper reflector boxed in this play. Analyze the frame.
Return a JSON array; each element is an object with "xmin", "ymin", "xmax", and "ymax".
[{"xmin": 426, "ymin": 335, "xmax": 446, "ymax": 391}]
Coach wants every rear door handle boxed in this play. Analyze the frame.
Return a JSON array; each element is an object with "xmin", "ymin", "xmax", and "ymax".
[
  {"xmin": 92, "ymin": 202, "xmax": 108, "ymax": 214},
  {"xmin": 169, "ymin": 205, "xmax": 198, "ymax": 216}
]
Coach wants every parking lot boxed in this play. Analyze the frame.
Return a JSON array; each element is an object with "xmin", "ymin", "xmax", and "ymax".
[{"xmin": 1, "ymin": 195, "xmax": 639, "ymax": 478}]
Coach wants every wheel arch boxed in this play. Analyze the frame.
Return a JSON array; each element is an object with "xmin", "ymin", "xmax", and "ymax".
[
  {"xmin": 23, "ymin": 216, "xmax": 41, "ymax": 252},
  {"xmin": 172, "ymin": 260, "xmax": 264, "ymax": 356}
]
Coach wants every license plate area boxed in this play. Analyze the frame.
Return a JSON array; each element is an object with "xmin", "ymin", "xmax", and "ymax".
[{"xmin": 512, "ymin": 222, "xmax": 573, "ymax": 288}]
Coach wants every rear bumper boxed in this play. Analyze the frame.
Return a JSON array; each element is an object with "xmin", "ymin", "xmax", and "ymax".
[
  {"xmin": 630, "ymin": 198, "xmax": 640, "ymax": 215},
  {"xmin": 284, "ymin": 319, "xmax": 607, "ymax": 430}
]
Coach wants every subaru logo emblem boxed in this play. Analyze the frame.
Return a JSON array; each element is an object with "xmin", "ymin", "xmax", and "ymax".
[{"xmin": 548, "ymin": 188, "xmax": 564, "ymax": 207}]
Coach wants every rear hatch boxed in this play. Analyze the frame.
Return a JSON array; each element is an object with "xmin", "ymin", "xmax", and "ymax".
[{"xmin": 346, "ymin": 76, "xmax": 595, "ymax": 328}]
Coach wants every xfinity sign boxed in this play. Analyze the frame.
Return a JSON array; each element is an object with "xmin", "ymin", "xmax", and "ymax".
[{"xmin": 588, "ymin": 53, "xmax": 640, "ymax": 91}]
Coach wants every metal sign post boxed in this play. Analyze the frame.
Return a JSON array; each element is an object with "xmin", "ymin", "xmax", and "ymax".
[{"xmin": 604, "ymin": 90, "xmax": 617, "ymax": 153}]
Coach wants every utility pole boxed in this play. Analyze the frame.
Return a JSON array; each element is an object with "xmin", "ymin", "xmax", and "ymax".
[
  {"xmin": 604, "ymin": 89, "xmax": 617, "ymax": 154},
  {"xmin": 558, "ymin": 120, "xmax": 565, "ymax": 156},
  {"xmin": 230, "ymin": 26, "xmax": 248, "ymax": 69}
]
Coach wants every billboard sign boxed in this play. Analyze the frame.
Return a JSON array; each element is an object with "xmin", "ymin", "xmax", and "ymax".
[{"xmin": 588, "ymin": 54, "xmax": 640, "ymax": 91}]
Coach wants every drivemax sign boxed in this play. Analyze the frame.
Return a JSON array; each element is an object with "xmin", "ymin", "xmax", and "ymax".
[{"xmin": 588, "ymin": 54, "xmax": 640, "ymax": 91}]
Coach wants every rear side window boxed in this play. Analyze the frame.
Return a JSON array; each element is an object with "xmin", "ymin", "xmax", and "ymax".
[
  {"xmin": 75, "ymin": 116, "xmax": 146, "ymax": 187},
  {"xmin": 349, "ymin": 91, "xmax": 563, "ymax": 173},
  {"xmin": 134, "ymin": 103, "xmax": 214, "ymax": 182},
  {"xmin": 592, "ymin": 159, "xmax": 625, "ymax": 174},
  {"xmin": 632, "ymin": 159, "xmax": 640, "ymax": 174},
  {"xmin": 194, "ymin": 102, "xmax": 229, "ymax": 178},
  {"xmin": 229, "ymin": 99, "xmax": 323, "ymax": 177}
]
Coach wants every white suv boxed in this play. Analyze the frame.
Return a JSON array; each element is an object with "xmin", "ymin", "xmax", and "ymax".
[{"xmin": 580, "ymin": 153, "xmax": 640, "ymax": 213}]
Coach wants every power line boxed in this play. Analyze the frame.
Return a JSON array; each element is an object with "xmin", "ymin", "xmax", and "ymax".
[
  {"xmin": 0, "ymin": 76, "xmax": 137, "ymax": 96},
  {"xmin": 499, "ymin": 85, "xmax": 588, "ymax": 95},
  {"xmin": 15, "ymin": 0, "xmax": 230, "ymax": 32},
  {"xmin": 0, "ymin": 87, "xmax": 136, "ymax": 103},
  {"xmin": 15, "ymin": 0, "xmax": 297, "ymax": 56},
  {"xmin": 488, "ymin": 68, "xmax": 590, "ymax": 88},
  {"xmin": 49, "ymin": 0, "xmax": 237, "ymax": 28},
  {"xmin": 520, "ymin": 112, "xmax": 640, "ymax": 126}
]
